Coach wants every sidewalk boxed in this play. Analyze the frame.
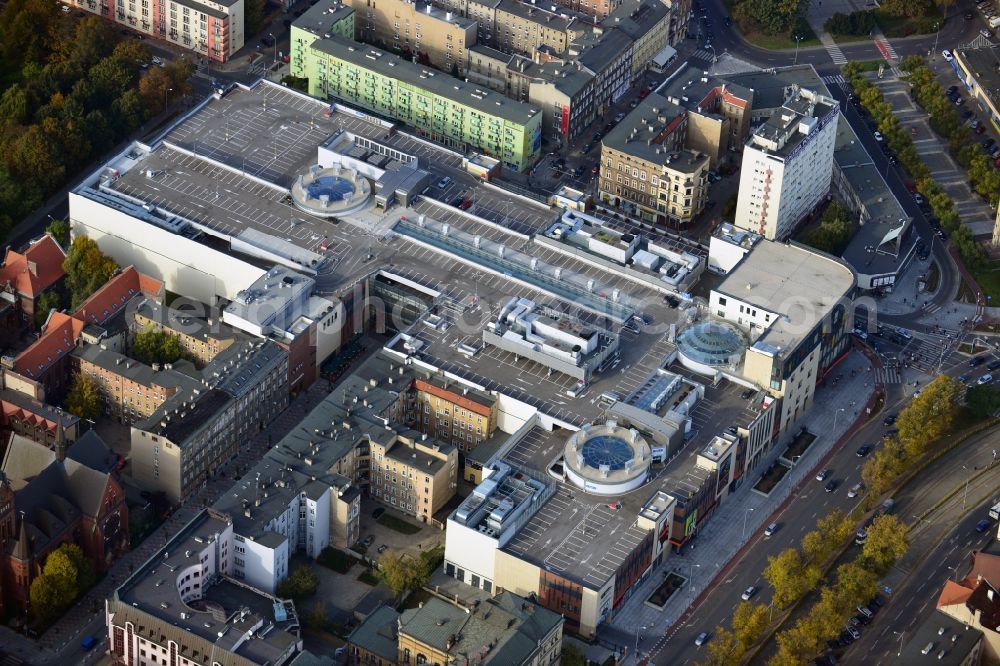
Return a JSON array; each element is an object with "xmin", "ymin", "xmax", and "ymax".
[
  {"xmin": 0, "ymin": 379, "xmax": 333, "ymax": 665},
  {"xmin": 601, "ymin": 350, "xmax": 878, "ymax": 659}
]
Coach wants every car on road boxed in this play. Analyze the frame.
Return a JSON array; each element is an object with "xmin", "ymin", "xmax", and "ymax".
[
  {"xmin": 741, "ymin": 586, "xmax": 757, "ymax": 601},
  {"xmin": 942, "ymin": 49, "xmax": 954, "ymax": 62},
  {"xmin": 816, "ymin": 469, "xmax": 831, "ymax": 482},
  {"xmin": 856, "ymin": 444, "xmax": 873, "ymax": 457},
  {"xmin": 825, "ymin": 479, "xmax": 839, "ymax": 493},
  {"xmin": 377, "ymin": 544, "xmax": 388, "ymax": 553},
  {"xmin": 982, "ymin": 28, "xmax": 993, "ymax": 38},
  {"xmin": 362, "ymin": 535, "xmax": 375, "ymax": 546},
  {"xmin": 970, "ymin": 355, "xmax": 988, "ymax": 367},
  {"xmin": 436, "ymin": 176, "xmax": 451, "ymax": 189},
  {"xmin": 917, "ymin": 244, "xmax": 930, "ymax": 260},
  {"xmin": 848, "ymin": 483, "xmax": 864, "ymax": 498},
  {"xmin": 988, "ymin": 360, "xmax": 1000, "ymax": 371},
  {"xmin": 914, "ymin": 193, "xmax": 924, "ymax": 205},
  {"xmin": 873, "ymin": 130, "xmax": 884, "ymax": 142},
  {"xmin": 977, "ymin": 519, "xmax": 992, "ymax": 532},
  {"xmin": 695, "ymin": 632, "xmax": 709, "ymax": 646},
  {"xmin": 82, "ymin": 635, "xmax": 99, "ymax": 651},
  {"xmin": 977, "ymin": 124, "xmax": 988, "ymax": 134},
  {"xmin": 883, "ymin": 413, "xmax": 897, "ymax": 426},
  {"xmin": 615, "ymin": 112, "xmax": 626, "ymax": 122},
  {"xmin": 978, "ymin": 374, "xmax": 993, "ymax": 385},
  {"xmin": 764, "ymin": 522, "xmax": 778, "ymax": 537}
]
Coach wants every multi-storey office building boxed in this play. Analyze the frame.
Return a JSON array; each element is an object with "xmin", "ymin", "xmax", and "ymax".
[
  {"xmin": 63, "ymin": 0, "xmax": 245, "ymax": 62},
  {"xmin": 300, "ymin": 34, "xmax": 543, "ymax": 171}
]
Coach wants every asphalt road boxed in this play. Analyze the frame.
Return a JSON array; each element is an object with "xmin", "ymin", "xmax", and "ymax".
[{"xmin": 653, "ymin": 383, "xmax": 1000, "ymax": 665}]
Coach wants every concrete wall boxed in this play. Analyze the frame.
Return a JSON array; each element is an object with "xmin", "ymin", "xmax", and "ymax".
[
  {"xmin": 70, "ymin": 193, "xmax": 266, "ymax": 305},
  {"xmin": 130, "ymin": 428, "xmax": 183, "ymax": 504},
  {"xmin": 444, "ymin": 520, "xmax": 500, "ymax": 589}
]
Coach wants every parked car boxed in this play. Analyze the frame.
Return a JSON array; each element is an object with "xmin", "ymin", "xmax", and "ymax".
[
  {"xmin": 848, "ymin": 483, "xmax": 864, "ymax": 498},
  {"xmin": 970, "ymin": 355, "xmax": 988, "ymax": 367},
  {"xmin": 883, "ymin": 413, "xmax": 897, "ymax": 426},
  {"xmin": 362, "ymin": 535, "xmax": 375, "ymax": 546},
  {"xmin": 988, "ymin": 359, "xmax": 1000, "ymax": 371},
  {"xmin": 961, "ymin": 109, "xmax": 974, "ymax": 119},
  {"xmin": 816, "ymin": 469, "xmax": 831, "ymax": 482},
  {"xmin": 436, "ymin": 176, "xmax": 452, "ymax": 189},
  {"xmin": 840, "ymin": 630, "xmax": 856, "ymax": 645},
  {"xmin": 856, "ymin": 444, "xmax": 873, "ymax": 457},
  {"xmin": 458, "ymin": 198, "xmax": 474, "ymax": 210},
  {"xmin": 847, "ymin": 626, "xmax": 861, "ymax": 640},
  {"xmin": 377, "ymin": 544, "xmax": 388, "ymax": 553},
  {"xmin": 978, "ymin": 373, "xmax": 994, "ymax": 385},
  {"xmin": 981, "ymin": 28, "xmax": 993, "ymax": 37},
  {"xmin": 764, "ymin": 522, "xmax": 778, "ymax": 537},
  {"xmin": 976, "ymin": 124, "xmax": 988, "ymax": 134},
  {"xmin": 914, "ymin": 193, "xmax": 924, "ymax": 205},
  {"xmin": 873, "ymin": 131, "xmax": 884, "ymax": 142},
  {"xmin": 825, "ymin": 479, "xmax": 839, "ymax": 493},
  {"xmin": 855, "ymin": 528, "xmax": 868, "ymax": 545},
  {"xmin": 942, "ymin": 49, "xmax": 954, "ymax": 61},
  {"xmin": 741, "ymin": 586, "xmax": 757, "ymax": 601}
]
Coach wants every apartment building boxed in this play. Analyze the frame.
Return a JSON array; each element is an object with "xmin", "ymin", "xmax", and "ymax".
[
  {"xmin": 398, "ymin": 376, "xmax": 499, "ymax": 452},
  {"xmin": 291, "ymin": 0, "xmax": 356, "ymax": 80},
  {"xmin": 465, "ymin": 44, "xmax": 533, "ymax": 100},
  {"xmin": 0, "ymin": 388, "xmax": 80, "ymax": 449},
  {"xmin": 133, "ymin": 300, "xmax": 236, "ymax": 367},
  {"xmin": 105, "ymin": 510, "xmax": 303, "ymax": 666},
  {"xmin": 345, "ymin": 0, "xmax": 477, "ymax": 75},
  {"xmin": 63, "ymin": 0, "xmax": 245, "ymax": 62},
  {"xmin": 734, "ymin": 87, "xmax": 839, "ymax": 240},
  {"xmin": 493, "ymin": 0, "xmax": 587, "ymax": 56},
  {"xmin": 301, "ymin": 34, "xmax": 543, "ymax": 171},
  {"xmin": 368, "ymin": 434, "xmax": 458, "ymax": 521},
  {"xmin": 348, "ymin": 593, "xmax": 563, "ymax": 666},
  {"xmin": 2, "ymin": 266, "xmax": 163, "ymax": 402},
  {"xmin": 0, "ymin": 233, "xmax": 65, "ymax": 325},
  {"xmin": 599, "ymin": 0, "xmax": 670, "ymax": 78},
  {"xmin": 526, "ymin": 59, "xmax": 596, "ymax": 145},
  {"xmin": 599, "ymin": 93, "xmax": 711, "ymax": 226}
]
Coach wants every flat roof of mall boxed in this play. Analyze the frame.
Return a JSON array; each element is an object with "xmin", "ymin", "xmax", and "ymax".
[
  {"xmin": 498, "ymin": 369, "xmax": 769, "ymax": 589},
  {"xmin": 717, "ymin": 241, "xmax": 855, "ymax": 352}
]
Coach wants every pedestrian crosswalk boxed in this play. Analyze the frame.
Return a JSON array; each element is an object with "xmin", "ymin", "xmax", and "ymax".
[
  {"xmin": 690, "ymin": 48, "xmax": 716, "ymax": 62},
  {"xmin": 822, "ymin": 74, "xmax": 846, "ymax": 87},
  {"xmin": 825, "ymin": 42, "xmax": 848, "ymax": 65},
  {"xmin": 874, "ymin": 365, "xmax": 902, "ymax": 384},
  {"xmin": 922, "ymin": 302, "xmax": 942, "ymax": 314}
]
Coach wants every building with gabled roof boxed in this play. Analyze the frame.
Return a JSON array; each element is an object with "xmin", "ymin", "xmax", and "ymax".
[
  {"xmin": 0, "ymin": 233, "xmax": 66, "ymax": 324},
  {"xmin": 0, "ymin": 431, "xmax": 127, "ymax": 617}
]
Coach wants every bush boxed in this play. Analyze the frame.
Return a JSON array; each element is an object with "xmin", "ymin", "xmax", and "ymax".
[
  {"xmin": 276, "ymin": 565, "xmax": 319, "ymax": 600},
  {"xmin": 824, "ymin": 10, "xmax": 876, "ymax": 35},
  {"xmin": 317, "ymin": 547, "xmax": 355, "ymax": 574}
]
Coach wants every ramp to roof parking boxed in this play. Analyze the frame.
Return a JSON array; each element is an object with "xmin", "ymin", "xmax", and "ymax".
[{"xmin": 393, "ymin": 217, "xmax": 635, "ymax": 322}]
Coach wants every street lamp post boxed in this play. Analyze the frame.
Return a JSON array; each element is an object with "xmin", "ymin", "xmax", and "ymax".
[
  {"xmin": 894, "ymin": 631, "xmax": 905, "ymax": 656},
  {"xmin": 742, "ymin": 507, "xmax": 755, "ymax": 541},
  {"xmin": 833, "ymin": 407, "xmax": 846, "ymax": 433},
  {"xmin": 634, "ymin": 625, "xmax": 647, "ymax": 660},
  {"xmin": 794, "ymin": 35, "xmax": 803, "ymax": 65},
  {"xmin": 165, "ymin": 87, "xmax": 173, "ymax": 111},
  {"xmin": 270, "ymin": 33, "xmax": 277, "ymax": 63},
  {"xmin": 931, "ymin": 22, "xmax": 941, "ymax": 58}
]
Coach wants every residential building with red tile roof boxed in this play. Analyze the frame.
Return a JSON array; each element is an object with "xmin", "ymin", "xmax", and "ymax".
[
  {"xmin": 935, "ymin": 549, "xmax": 1000, "ymax": 664},
  {"xmin": 1, "ymin": 266, "xmax": 162, "ymax": 402},
  {"xmin": 0, "ymin": 233, "xmax": 66, "ymax": 322}
]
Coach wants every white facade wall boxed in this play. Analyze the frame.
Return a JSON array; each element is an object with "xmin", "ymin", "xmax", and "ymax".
[
  {"xmin": 444, "ymin": 519, "xmax": 500, "ymax": 589},
  {"xmin": 734, "ymin": 113, "xmax": 838, "ymax": 240},
  {"xmin": 237, "ymin": 534, "xmax": 287, "ymax": 594},
  {"xmin": 708, "ymin": 236, "xmax": 751, "ymax": 274},
  {"xmin": 70, "ymin": 193, "xmax": 266, "ymax": 304},
  {"xmin": 708, "ymin": 291, "xmax": 777, "ymax": 338},
  {"xmin": 305, "ymin": 491, "xmax": 332, "ymax": 558}
]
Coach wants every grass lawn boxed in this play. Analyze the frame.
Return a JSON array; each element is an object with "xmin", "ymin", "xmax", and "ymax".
[
  {"xmin": 828, "ymin": 32, "xmax": 873, "ymax": 44},
  {"xmin": 647, "ymin": 573, "xmax": 687, "ymax": 608},
  {"xmin": 719, "ymin": 0, "xmax": 819, "ymax": 49},
  {"xmin": 971, "ymin": 262, "xmax": 1000, "ymax": 302},
  {"xmin": 874, "ymin": 12, "xmax": 941, "ymax": 38},
  {"xmin": 316, "ymin": 547, "xmax": 355, "ymax": 574},
  {"xmin": 377, "ymin": 513, "xmax": 422, "ymax": 535},
  {"xmin": 849, "ymin": 60, "xmax": 887, "ymax": 73},
  {"xmin": 753, "ymin": 462, "xmax": 790, "ymax": 495}
]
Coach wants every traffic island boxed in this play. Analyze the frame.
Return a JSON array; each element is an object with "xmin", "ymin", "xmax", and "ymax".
[
  {"xmin": 645, "ymin": 573, "xmax": 687, "ymax": 610},
  {"xmin": 752, "ymin": 462, "xmax": 791, "ymax": 497}
]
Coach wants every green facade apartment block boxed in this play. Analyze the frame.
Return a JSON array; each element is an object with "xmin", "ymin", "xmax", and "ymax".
[
  {"xmin": 297, "ymin": 34, "xmax": 542, "ymax": 172},
  {"xmin": 290, "ymin": 0, "xmax": 355, "ymax": 79}
]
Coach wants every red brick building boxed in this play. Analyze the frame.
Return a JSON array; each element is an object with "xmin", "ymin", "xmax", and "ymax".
[
  {"xmin": 0, "ymin": 234, "xmax": 66, "ymax": 324},
  {"xmin": 0, "ymin": 431, "xmax": 128, "ymax": 618}
]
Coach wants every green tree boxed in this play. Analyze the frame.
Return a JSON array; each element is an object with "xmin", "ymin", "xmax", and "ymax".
[
  {"xmin": 131, "ymin": 326, "xmax": 184, "ymax": 366},
  {"xmin": 861, "ymin": 447, "xmax": 903, "ymax": 498},
  {"xmin": 862, "ymin": 514, "xmax": 909, "ymax": 573},
  {"xmin": 835, "ymin": 561, "xmax": 878, "ymax": 606},
  {"xmin": 29, "ymin": 543, "xmax": 86, "ymax": 623},
  {"xmin": 62, "ymin": 543, "xmax": 96, "ymax": 591},
  {"xmin": 34, "ymin": 289, "xmax": 61, "ymax": 328},
  {"xmin": 276, "ymin": 565, "xmax": 319, "ymax": 599},
  {"xmin": 701, "ymin": 626, "xmax": 741, "ymax": 666},
  {"xmin": 66, "ymin": 371, "xmax": 101, "ymax": 421},
  {"xmin": 561, "ymin": 642, "xmax": 588, "ymax": 666},
  {"xmin": 378, "ymin": 552, "xmax": 430, "ymax": 598},
  {"xmin": 63, "ymin": 236, "xmax": 118, "ymax": 307},
  {"xmin": 245, "ymin": 0, "xmax": 266, "ymax": 36},
  {"xmin": 965, "ymin": 384, "xmax": 1000, "ymax": 419},
  {"xmin": 45, "ymin": 219, "xmax": 69, "ymax": 249},
  {"xmin": 804, "ymin": 202, "xmax": 855, "ymax": 256},
  {"xmin": 303, "ymin": 602, "xmax": 331, "ymax": 631},
  {"xmin": 731, "ymin": 601, "xmax": 769, "ymax": 650}
]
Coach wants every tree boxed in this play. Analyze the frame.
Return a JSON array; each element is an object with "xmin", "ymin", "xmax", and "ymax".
[
  {"xmin": 63, "ymin": 236, "xmax": 118, "ymax": 307},
  {"xmin": 62, "ymin": 543, "xmax": 96, "ymax": 591},
  {"xmin": 861, "ymin": 447, "xmax": 903, "ymax": 498},
  {"xmin": 764, "ymin": 548, "xmax": 817, "ymax": 609},
  {"xmin": 880, "ymin": 0, "xmax": 932, "ymax": 16},
  {"xmin": 131, "ymin": 326, "xmax": 184, "ymax": 366},
  {"xmin": 45, "ymin": 219, "xmax": 69, "ymax": 249},
  {"xmin": 303, "ymin": 602, "xmax": 331, "ymax": 631},
  {"xmin": 701, "ymin": 626, "xmax": 741, "ymax": 666},
  {"xmin": 34, "ymin": 290, "xmax": 61, "ymax": 328},
  {"xmin": 731, "ymin": 602, "xmax": 769, "ymax": 650},
  {"xmin": 66, "ymin": 371, "xmax": 101, "ymax": 421},
  {"xmin": 804, "ymin": 202, "xmax": 855, "ymax": 256},
  {"xmin": 138, "ymin": 66, "xmax": 173, "ymax": 115},
  {"xmin": 896, "ymin": 375, "xmax": 963, "ymax": 457},
  {"xmin": 245, "ymin": 0, "xmax": 266, "ymax": 36},
  {"xmin": 862, "ymin": 514, "xmax": 909, "ymax": 574},
  {"xmin": 378, "ymin": 552, "xmax": 430, "ymax": 598},
  {"xmin": 835, "ymin": 561, "xmax": 878, "ymax": 607},
  {"xmin": 276, "ymin": 565, "xmax": 319, "ymax": 599},
  {"xmin": 966, "ymin": 384, "xmax": 1000, "ymax": 419},
  {"xmin": 561, "ymin": 642, "xmax": 588, "ymax": 666},
  {"xmin": 29, "ymin": 543, "xmax": 86, "ymax": 623}
]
